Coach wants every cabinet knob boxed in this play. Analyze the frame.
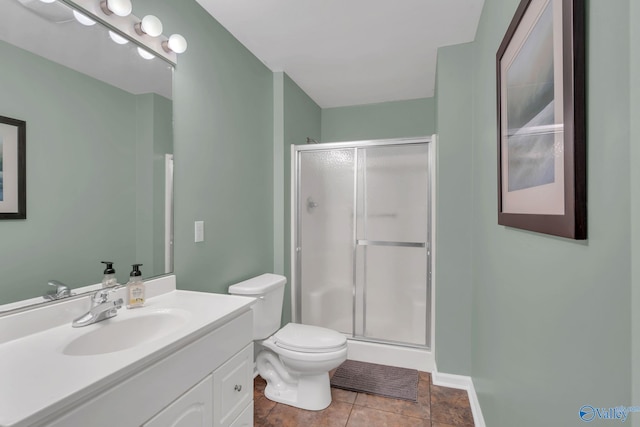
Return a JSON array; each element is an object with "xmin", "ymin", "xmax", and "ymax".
[{"xmin": 234, "ymin": 384, "xmax": 242, "ymax": 392}]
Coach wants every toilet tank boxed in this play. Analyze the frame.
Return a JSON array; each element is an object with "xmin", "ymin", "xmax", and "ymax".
[{"xmin": 228, "ymin": 273, "xmax": 286, "ymax": 340}]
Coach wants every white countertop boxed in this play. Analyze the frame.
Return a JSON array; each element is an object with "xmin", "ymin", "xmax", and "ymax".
[{"xmin": 0, "ymin": 280, "xmax": 255, "ymax": 427}]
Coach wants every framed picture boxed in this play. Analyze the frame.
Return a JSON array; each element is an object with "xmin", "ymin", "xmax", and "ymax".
[
  {"xmin": 0, "ymin": 115, "xmax": 26, "ymax": 219},
  {"xmin": 496, "ymin": 0, "xmax": 585, "ymax": 239}
]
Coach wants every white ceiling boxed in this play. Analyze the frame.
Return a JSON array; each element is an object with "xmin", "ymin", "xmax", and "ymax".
[{"xmin": 195, "ymin": 0, "xmax": 484, "ymax": 108}]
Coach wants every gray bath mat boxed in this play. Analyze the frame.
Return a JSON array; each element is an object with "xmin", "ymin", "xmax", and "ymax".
[{"xmin": 330, "ymin": 360, "xmax": 418, "ymax": 402}]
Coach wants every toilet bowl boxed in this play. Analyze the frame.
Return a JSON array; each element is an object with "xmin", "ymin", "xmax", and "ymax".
[{"xmin": 229, "ymin": 274, "xmax": 347, "ymax": 411}]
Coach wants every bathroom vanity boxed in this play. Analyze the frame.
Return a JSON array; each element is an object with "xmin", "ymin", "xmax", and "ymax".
[{"xmin": 0, "ymin": 276, "xmax": 255, "ymax": 427}]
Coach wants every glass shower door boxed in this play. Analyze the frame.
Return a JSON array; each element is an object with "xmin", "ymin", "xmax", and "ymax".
[
  {"xmin": 298, "ymin": 149, "xmax": 356, "ymax": 335},
  {"xmin": 354, "ymin": 144, "xmax": 430, "ymax": 347},
  {"xmin": 295, "ymin": 140, "xmax": 431, "ymax": 349}
]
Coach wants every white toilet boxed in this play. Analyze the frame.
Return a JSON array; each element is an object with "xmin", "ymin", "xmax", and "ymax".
[{"xmin": 228, "ymin": 273, "xmax": 347, "ymax": 411}]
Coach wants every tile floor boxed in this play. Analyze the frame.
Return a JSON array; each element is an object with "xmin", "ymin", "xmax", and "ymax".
[{"xmin": 253, "ymin": 368, "xmax": 474, "ymax": 427}]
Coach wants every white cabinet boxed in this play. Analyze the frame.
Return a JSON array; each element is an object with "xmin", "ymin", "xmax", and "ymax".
[
  {"xmin": 143, "ymin": 376, "xmax": 213, "ymax": 427},
  {"xmin": 44, "ymin": 310, "xmax": 254, "ymax": 427}
]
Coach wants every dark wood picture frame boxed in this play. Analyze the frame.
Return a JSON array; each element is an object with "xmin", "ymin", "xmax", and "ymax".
[
  {"xmin": 0, "ymin": 115, "xmax": 26, "ymax": 220},
  {"xmin": 496, "ymin": 0, "xmax": 586, "ymax": 239}
]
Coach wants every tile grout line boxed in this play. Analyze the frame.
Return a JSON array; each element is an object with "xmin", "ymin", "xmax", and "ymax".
[
  {"xmin": 429, "ymin": 379, "xmax": 434, "ymax": 427},
  {"xmin": 343, "ymin": 401, "xmax": 355, "ymax": 427}
]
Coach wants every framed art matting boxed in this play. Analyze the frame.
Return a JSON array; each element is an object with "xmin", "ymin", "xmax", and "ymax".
[
  {"xmin": 0, "ymin": 115, "xmax": 26, "ymax": 220},
  {"xmin": 496, "ymin": 0, "xmax": 586, "ymax": 239}
]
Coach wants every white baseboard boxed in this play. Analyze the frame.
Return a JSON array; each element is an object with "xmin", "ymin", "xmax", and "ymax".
[{"xmin": 432, "ymin": 371, "xmax": 486, "ymax": 427}]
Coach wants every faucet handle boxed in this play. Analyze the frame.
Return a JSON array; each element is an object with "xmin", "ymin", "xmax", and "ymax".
[
  {"xmin": 46, "ymin": 280, "xmax": 72, "ymax": 299},
  {"xmin": 92, "ymin": 286, "xmax": 122, "ymax": 304},
  {"xmin": 92, "ymin": 288, "xmax": 110, "ymax": 303}
]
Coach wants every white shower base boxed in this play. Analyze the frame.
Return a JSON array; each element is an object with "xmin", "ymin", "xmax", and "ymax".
[{"xmin": 346, "ymin": 337, "xmax": 435, "ymax": 372}]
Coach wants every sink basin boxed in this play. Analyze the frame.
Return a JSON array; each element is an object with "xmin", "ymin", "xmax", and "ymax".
[{"xmin": 63, "ymin": 309, "xmax": 190, "ymax": 356}]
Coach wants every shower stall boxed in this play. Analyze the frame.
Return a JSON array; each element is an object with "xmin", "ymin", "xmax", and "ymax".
[{"xmin": 291, "ymin": 138, "xmax": 434, "ymax": 370}]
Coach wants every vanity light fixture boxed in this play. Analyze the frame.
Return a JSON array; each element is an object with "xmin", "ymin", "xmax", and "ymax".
[
  {"xmin": 73, "ymin": 9, "xmax": 96, "ymax": 25},
  {"xmin": 137, "ymin": 47, "xmax": 155, "ymax": 60},
  {"xmin": 57, "ymin": 0, "xmax": 187, "ymax": 64},
  {"xmin": 100, "ymin": 0, "xmax": 131, "ymax": 17},
  {"xmin": 108, "ymin": 30, "xmax": 128, "ymax": 45},
  {"xmin": 162, "ymin": 34, "xmax": 188, "ymax": 54},
  {"xmin": 135, "ymin": 15, "xmax": 163, "ymax": 37}
]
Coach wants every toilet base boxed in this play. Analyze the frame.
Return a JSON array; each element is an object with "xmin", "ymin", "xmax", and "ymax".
[
  {"xmin": 257, "ymin": 349, "xmax": 336, "ymax": 411},
  {"xmin": 263, "ymin": 371, "xmax": 331, "ymax": 411}
]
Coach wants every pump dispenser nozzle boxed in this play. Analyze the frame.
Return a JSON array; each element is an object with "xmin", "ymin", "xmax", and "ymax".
[
  {"xmin": 130, "ymin": 264, "xmax": 143, "ymax": 277},
  {"xmin": 101, "ymin": 261, "xmax": 115, "ymax": 274},
  {"xmin": 101, "ymin": 261, "xmax": 118, "ymax": 288}
]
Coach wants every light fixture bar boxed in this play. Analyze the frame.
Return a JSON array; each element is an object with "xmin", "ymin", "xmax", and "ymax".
[{"xmin": 57, "ymin": 0, "xmax": 178, "ymax": 65}]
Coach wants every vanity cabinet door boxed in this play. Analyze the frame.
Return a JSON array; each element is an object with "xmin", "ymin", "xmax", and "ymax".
[
  {"xmin": 229, "ymin": 401, "xmax": 253, "ymax": 427},
  {"xmin": 142, "ymin": 375, "xmax": 213, "ymax": 427},
  {"xmin": 213, "ymin": 343, "xmax": 253, "ymax": 427}
]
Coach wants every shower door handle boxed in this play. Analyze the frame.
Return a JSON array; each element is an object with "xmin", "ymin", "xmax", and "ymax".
[{"xmin": 356, "ymin": 240, "xmax": 425, "ymax": 248}]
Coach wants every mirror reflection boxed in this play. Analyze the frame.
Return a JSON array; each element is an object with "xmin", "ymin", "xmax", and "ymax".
[{"xmin": 0, "ymin": 0, "xmax": 173, "ymax": 310}]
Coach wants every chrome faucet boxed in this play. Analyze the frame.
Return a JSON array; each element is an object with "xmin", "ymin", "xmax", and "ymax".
[
  {"xmin": 72, "ymin": 287, "xmax": 124, "ymax": 328},
  {"xmin": 44, "ymin": 280, "xmax": 73, "ymax": 301}
]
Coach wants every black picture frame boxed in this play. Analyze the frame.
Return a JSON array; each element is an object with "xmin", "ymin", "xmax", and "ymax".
[
  {"xmin": 0, "ymin": 115, "xmax": 26, "ymax": 220},
  {"xmin": 496, "ymin": 0, "xmax": 585, "ymax": 239}
]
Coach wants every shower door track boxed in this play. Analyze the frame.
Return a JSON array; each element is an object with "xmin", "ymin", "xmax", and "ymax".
[{"xmin": 292, "ymin": 137, "xmax": 434, "ymax": 351}]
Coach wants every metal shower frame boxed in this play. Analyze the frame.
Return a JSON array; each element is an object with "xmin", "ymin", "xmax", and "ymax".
[{"xmin": 291, "ymin": 137, "xmax": 434, "ymax": 350}]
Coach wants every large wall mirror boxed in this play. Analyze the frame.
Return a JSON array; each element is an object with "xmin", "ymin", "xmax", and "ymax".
[{"xmin": 0, "ymin": 0, "xmax": 174, "ymax": 310}]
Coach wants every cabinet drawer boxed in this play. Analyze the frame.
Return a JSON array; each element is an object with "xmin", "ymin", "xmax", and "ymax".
[{"xmin": 213, "ymin": 343, "xmax": 253, "ymax": 427}]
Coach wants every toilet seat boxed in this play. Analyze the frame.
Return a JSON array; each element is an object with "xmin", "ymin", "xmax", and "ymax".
[{"xmin": 272, "ymin": 323, "xmax": 347, "ymax": 353}]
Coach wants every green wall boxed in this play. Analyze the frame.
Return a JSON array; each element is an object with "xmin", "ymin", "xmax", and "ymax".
[
  {"xmin": 631, "ymin": 1, "xmax": 640, "ymax": 424},
  {"xmin": 434, "ymin": 42, "xmax": 474, "ymax": 376},
  {"xmin": 436, "ymin": 0, "xmax": 633, "ymax": 425},
  {"xmin": 135, "ymin": 0, "xmax": 275, "ymax": 294},
  {"xmin": 0, "ymin": 40, "xmax": 141, "ymax": 303},
  {"xmin": 321, "ymin": 98, "xmax": 435, "ymax": 142}
]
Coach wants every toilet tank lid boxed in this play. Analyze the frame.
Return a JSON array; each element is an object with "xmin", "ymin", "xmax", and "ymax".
[{"xmin": 228, "ymin": 273, "xmax": 287, "ymax": 295}]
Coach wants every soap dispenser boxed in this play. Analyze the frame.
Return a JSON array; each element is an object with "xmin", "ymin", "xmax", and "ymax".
[
  {"xmin": 126, "ymin": 264, "xmax": 145, "ymax": 309},
  {"xmin": 101, "ymin": 261, "xmax": 119, "ymax": 288}
]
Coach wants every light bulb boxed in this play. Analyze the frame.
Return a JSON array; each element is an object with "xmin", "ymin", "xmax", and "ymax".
[
  {"xmin": 137, "ymin": 47, "xmax": 155, "ymax": 60},
  {"xmin": 39, "ymin": 0, "xmax": 56, "ymax": 3},
  {"xmin": 108, "ymin": 31, "xmax": 129, "ymax": 45},
  {"xmin": 162, "ymin": 34, "xmax": 187, "ymax": 54},
  {"xmin": 100, "ymin": 0, "xmax": 132, "ymax": 17},
  {"xmin": 73, "ymin": 10, "xmax": 96, "ymax": 26},
  {"xmin": 135, "ymin": 15, "xmax": 163, "ymax": 37}
]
